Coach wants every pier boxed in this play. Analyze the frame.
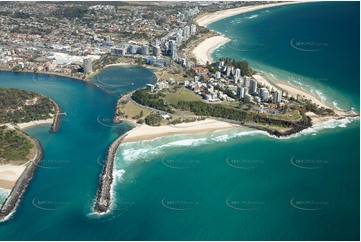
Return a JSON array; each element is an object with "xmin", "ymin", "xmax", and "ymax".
[
  {"xmin": 0, "ymin": 135, "xmax": 43, "ymax": 221},
  {"xmin": 94, "ymin": 133, "xmax": 128, "ymax": 213}
]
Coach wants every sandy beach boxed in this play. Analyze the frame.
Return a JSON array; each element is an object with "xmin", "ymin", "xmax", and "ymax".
[
  {"xmin": 196, "ymin": 1, "xmax": 306, "ymax": 27},
  {"xmin": 192, "ymin": 0, "xmax": 350, "ymax": 120},
  {"xmin": 192, "ymin": 35, "xmax": 230, "ymax": 65},
  {"xmin": 123, "ymin": 119, "xmax": 239, "ymax": 142},
  {"xmin": 253, "ymin": 74, "xmax": 348, "ymax": 117},
  {"xmin": 191, "ymin": 2, "xmax": 306, "ymax": 64},
  {"xmin": 104, "ymin": 63, "xmax": 133, "ymax": 67},
  {"xmin": 192, "ymin": 2, "xmax": 307, "ymax": 65},
  {"xmin": 0, "ymin": 165, "xmax": 26, "ymax": 190},
  {"xmin": 16, "ymin": 118, "xmax": 53, "ymax": 130},
  {"xmin": 252, "ymin": 74, "xmax": 329, "ymax": 107}
]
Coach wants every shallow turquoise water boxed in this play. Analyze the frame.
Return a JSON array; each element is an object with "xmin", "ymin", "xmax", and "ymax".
[
  {"xmin": 0, "ymin": 2, "xmax": 359, "ymax": 240},
  {"xmin": 209, "ymin": 1, "xmax": 360, "ymax": 111}
]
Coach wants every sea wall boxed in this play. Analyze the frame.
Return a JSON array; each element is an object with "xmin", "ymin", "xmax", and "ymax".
[
  {"xmin": 94, "ymin": 133, "xmax": 128, "ymax": 213},
  {"xmin": 0, "ymin": 135, "xmax": 42, "ymax": 221}
]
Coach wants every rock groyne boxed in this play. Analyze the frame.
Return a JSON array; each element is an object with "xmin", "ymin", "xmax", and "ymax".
[{"xmin": 94, "ymin": 133, "xmax": 128, "ymax": 213}]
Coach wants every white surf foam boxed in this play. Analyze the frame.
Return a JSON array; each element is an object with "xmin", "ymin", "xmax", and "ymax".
[
  {"xmin": 211, "ymin": 130, "xmax": 267, "ymax": 142},
  {"xmin": 117, "ymin": 129, "xmax": 267, "ymax": 164},
  {"xmin": 286, "ymin": 117, "xmax": 357, "ymax": 139},
  {"xmin": 165, "ymin": 137, "xmax": 208, "ymax": 147},
  {"xmin": 113, "ymin": 169, "xmax": 126, "ymax": 182},
  {"xmin": 119, "ymin": 117, "xmax": 359, "ymax": 163},
  {"xmin": 0, "ymin": 189, "xmax": 17, "ymax": 223},
  {"xmin": 0, "ymin": 188, "xmax": 10, "ymax": 204},
  {"xmin": 246, "ymin": 14, "xmax": 259, "ymax": 19}
]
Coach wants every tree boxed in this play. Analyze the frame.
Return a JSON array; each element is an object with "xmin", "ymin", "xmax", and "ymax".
[{"xmin": 145, "ymin": 114, "xmax": 162, "ymax": 126}]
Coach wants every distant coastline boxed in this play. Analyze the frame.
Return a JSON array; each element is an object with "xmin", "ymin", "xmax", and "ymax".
[
  {"xmin": 193, "ymin": 1, "xmax": 308, "ymax": 65},
  {"xmin": 195, "ymin": 1, "xmax": 307, "ymax": 28},
  {"xmin": 190, "ymin": 0, "xmax": 355, "ymax": 126}
]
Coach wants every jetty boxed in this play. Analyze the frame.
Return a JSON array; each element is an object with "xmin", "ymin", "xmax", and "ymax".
[
  {"xmin": 0, "ymin": 135, "xmax": 43, "ymax": 221},
  {"xmin": 94, "ymin": 133, "xmax": 128, "ymax": 213}
]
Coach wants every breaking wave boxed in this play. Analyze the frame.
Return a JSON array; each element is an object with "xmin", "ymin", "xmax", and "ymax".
[
  {"xmin": 246, "ymin": 14, "xmax": 259, "ymax": 19},
  {"xmin": 114, "ymin": 116, "xmax": 358, "ymax": 166},
  {"xmin": 0, "ymin": 188, "xmax": 10, "ymax": 205}
]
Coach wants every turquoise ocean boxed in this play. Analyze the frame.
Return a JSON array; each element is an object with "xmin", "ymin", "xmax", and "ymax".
[{"xmin": 0, "ymin": 2, "xmax": 359, "ymax": 241}]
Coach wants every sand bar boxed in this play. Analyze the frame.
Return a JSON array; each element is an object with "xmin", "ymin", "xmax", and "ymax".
[
  {"xmin": 123, "ymin": 119, "xmax": 239, "ymax": 143},
  {"xmin": 0, "ymin": 165, "xmax": 26, "ymax": 190},
  {"xmin": 196, "ymin": 1, "xmax": 306, "ymax": 27}
]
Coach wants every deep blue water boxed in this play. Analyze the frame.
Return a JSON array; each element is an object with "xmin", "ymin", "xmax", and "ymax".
[
  {"xmin": 0, "ymin": 2, "xmax": 359, "ymax": 241},
  {"xmin": 209, "ymin": 1, "xmax": 360, "ymax": 111}
]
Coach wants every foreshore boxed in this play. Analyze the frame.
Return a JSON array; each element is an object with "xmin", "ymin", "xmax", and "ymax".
[
  {"xmin": 13, "ymin": 97, "xmax": 61, "ymax": 132},
  {"xmin": 0, "ymin": 166, "xmax": 26, "ymax": 190},
  {"xmin": 191, "ymin": 36, "xmax": 230, "ymax": 65},
  {"xmin": 192, "ymin": 1, "xmax": 307, "ymax": 65},
  {"xmin": 15, "ymin": 118, "xmax": 53, "ymax": 130},
  {"xmin": 0, "ymin": 68, "xmax": 114, "ymax": 96},
  {"xmin": 195, "ymin": 1, "xmax": 306, "ymax": 27},
  {"xmin": 252, "ymin": 74, "xmax": 346, "ymax": 116},
  {"xmin": 0, "ymin": 95, "xmax": 60, "ymax": 220},
  {"xmin": 0, "ymin": 134, "xmax": 43, "ymax": 221},
  {"xmin": 123, "ymin": 119, "xmax": 239, "ymax": 143},
  {"xmin": 191, "ymin": 0, "xmax": 354, "ymax": 123}
]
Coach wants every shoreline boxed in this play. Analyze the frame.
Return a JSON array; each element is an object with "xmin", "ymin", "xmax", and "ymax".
[
  {"xmin": 0, "ymin": 133, "xmax": 43, "ymax": 221},
  {"xmin": 15, "ymin": 118, "xmax": 53, "ymax": 130},
  {"xmin": 0, "ymin": 68, "xmax": 114, "ymax": 96},
  {"xmin": 252, "ymin": 73, "xmax": 346, "ymax": 115},
  {"xmin": 88, "ymin": 62, "xmax": 160, "ymax": 95},
  {"xmin": 0, "ymin": 166, "xmax": 26, "ymax": 190},
  {"xmin": 191, "ymin": 0, "xmax": 355, "ymax": 120},
  {"xmin": 10, "ymin": 97, "xmax": 61, "ymax": 132},
  {"xmin": 191, "ymin": 35, "xmax": 231, "ymax": 65},
  {"xmin": 192, "ymin": 2, "xmax": 308, "ymax": 65},
  {"xmin": 123, "ymin": 119, "xmax": 239, "ymax": 143},
  {"xmin": 195, "ymin": 1, "xmax": 308, "ymax": 27},
  {"xmin": 0, "ymin": 68, "xmax": 85, "ymax": 82}
]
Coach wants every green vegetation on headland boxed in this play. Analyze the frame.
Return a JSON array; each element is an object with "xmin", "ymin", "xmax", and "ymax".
[
  {"xmin": 162, "ymin": 86, "xmax": 202, "ymax": 105},
  {"xmin": 131, "ymin": 89, "xmax": 173, "ymax": 113},
  {"xmin": 0, "ymin": 88, "xmax": 55, "ymax": 124},
  {"xmin": 113, "ymin": 53, "xmax": 356, "ymax": 136},
  {"xmin": 124, "ymin": 85, "xmax": 314, "ymax": 136},
  {"xmin": 0, "ymin": 126, "xmax": 33, "ymax": 165},
  {"xmin": 0, "ymin": 88, "xmax": 56, "ymax": 164},
  {"xmin": 175, "ymin": 101, "xmax": 311, "ymax": 128},
  {"xmin": 144, "ymin": 113, "xmax": 163, "ymax": 126}
]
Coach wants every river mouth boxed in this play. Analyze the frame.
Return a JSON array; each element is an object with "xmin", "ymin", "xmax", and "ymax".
[{"xmin": 0, "ymin": 66, "xmax": 154, "ymax": 223}]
